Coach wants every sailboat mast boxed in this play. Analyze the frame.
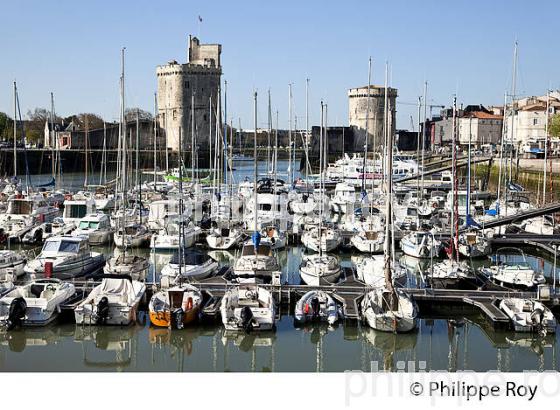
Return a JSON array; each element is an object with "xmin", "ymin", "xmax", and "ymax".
[
  {"xmin": 362, "ymin": 58, "xmax": 372, "ymax": 194},
  {"xmin": 84, "ymin": 115, "xmax": 89, "ymax": 187},
  {"xmin": 305, "ymin": 78, "xmax": 311, "ymax": 180},
  {"xmin": 288, "ymin": 84, "xmax": 293, "ymax": 184},
  {"xmin": 13, "ymin": 82, "xmax": 17, "ymax": 177},
  {"xmin": 153, "ymin": 93, "xmax": 158, "ymax": 188},
  {"xmin": 253, "ymin": 91, "xmax": 258, "ymax": 233},
  {"xmin": 416, "ymin": 96, "xmax": 421, "ymax": 199},
  {"xmin": 420, "ymin": 81, "xmax": 428, "ymax": 195},
  {"xmin": 451, "ymin": 96, "xmax": 458, "ymax": 261},
  {"xmin": 318, "ymin": 101, "xmax": 324, "ymax": 257},
  {"xmin": 497, "ymin": 91, "xmax": 507, "ymax": 211},
  {"xmin": 267, "ymin": 89, "xmax": 272, "ymax": 174},
  {"xmin": 50, "ymin": 92, "xmax": 55, "ymax": 179},
  {"xmin": 543, "ymin": 90, "xmax": 550, "ymax": 204},
  {"xmin": 467, "ymin": 116, "xmax": 472, "ymax": 219},
  {"xmin": 383, "ymin": 92, "xmax": 393, "ymax": 292},
  {"xmin": 191, "ymin": 93, "xmax": 195, "ymax": 182}
]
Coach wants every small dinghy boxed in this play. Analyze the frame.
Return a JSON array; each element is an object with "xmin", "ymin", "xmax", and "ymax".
[
  {"xmin": 221, "ymin": 285, "xmax": 275, "ymax": 332},
  {"xmin": 294, "ymin": 290, "xmax": 340, "ymax": 325},
  {"xmin": 74, "ymin": 275, "xmax": 146, "ymax": 326},
  {"xmin": 0, "ymin": 278, "xmax": 75, "ymax": 329},
  {"xmin": 149, "ymin": 283, "xmax": 203, "ymax": 328},
  {"xmin": 499, "ymin": 298, "xmax": 556, "ymax": 335},
  {"xmin": 361, "ymin": 287, "xmax": 418, "ymax": 333}
]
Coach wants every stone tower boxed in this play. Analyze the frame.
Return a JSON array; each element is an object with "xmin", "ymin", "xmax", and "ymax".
[
  {"xmin": 348, "ymin": 85, "xmax": 397, "ymax": 151},
  {"xmin": 157, "ymin": 35, "xmax": 222, "ymax": 152}
]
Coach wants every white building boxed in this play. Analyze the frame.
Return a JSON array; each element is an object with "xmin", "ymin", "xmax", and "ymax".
[{"xmin": 457, "ymin": 112, "xmax": 503, "ymax": 146}]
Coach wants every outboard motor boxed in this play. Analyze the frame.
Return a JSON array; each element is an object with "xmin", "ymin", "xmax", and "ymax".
[
  {"xmin": 6, "ymin": 297, "xmax": 27, "ymax": 330},
  {"xmin": 96, "ymin": 296, "xmax": 110, "ymax": 325},
  {"xmin": 240, "ymin": 306, "xmax": 254, "ymax": 333},
  {"xmin": 530, "ymin": 307, "xmax": 546, "ymax": 336},
  {"xmin": 310, "ymin": 297, "xmax": 320, "ymax": 320},
  {"xmin": 171, "ymin": 308, "xmax": 184, "ymax": 330}
]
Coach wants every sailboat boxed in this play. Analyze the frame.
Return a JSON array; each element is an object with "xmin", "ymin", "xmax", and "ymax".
[
  {"xmin": 361, "ymin": 62, "xmax": 418, "ymax": 333},
  {"xmin": 299, "ymin": 102, "xmax": 342, "ymax": 286},
  {"xmin": 231, "ymin": 91, "xmax": 281, "ymax": 285},
  {"xmin": 105, "ymin": 48, "xmax": 149, "ymax": 279}
]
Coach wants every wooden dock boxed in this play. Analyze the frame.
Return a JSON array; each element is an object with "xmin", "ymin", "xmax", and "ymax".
[{"xmin": 59, "ymin": 266, "xmax": 560, "ymax": 330}]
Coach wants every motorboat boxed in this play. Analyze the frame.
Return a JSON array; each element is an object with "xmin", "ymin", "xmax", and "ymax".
[
  {"xmin": 458, "ymin": 230, "xmax": 492, "ymax": 258},
  {"xmin": 299, "ymin": 254, "xmax": 341, "ymax": 286},
  {"xmin": 149, "ymin": 283, "xmax": 203, "ymax": 328},
  {"xmin": 0, "ymin": 278, "xmax": 75, "ymax": 329},
  {"xmin": 62, "ymin": 193, "xmax": 96, "ymax": 225},
  {"xmin": 301, "ymin": 226, "xmax": 342, "ymax": 253},
  {"xmin": 24, "ymin": 236, "xmax": 106, "ymax": 279},
  {"xmin": 0, "ymin": 195, "xmax": 60, "ymax": 241},
  {"xmin": 400, "ymin": 231, "xmax": 441, "ymax": 259},
  {"xmin": 22, "ymin": 217, "xmax": 76, "ymax": 245},
  {"xmin": 73, "ymin": 213, "xmax": 114, "ymax": 245},
  {"xmin": 114, "ymin": 223, "xmax": 151, "ymax": 248},
  {"xmin": 104, "ymin": 252, "xmax": 149, "ymax": 281},
  {"xmin": 499, "ymin": 298, "xmax": 556, "ymax": 335},
  {"xmin": 294, "ymin": 290, "xmax": 340, "ymax": 325},
  {"xmin": 220, "ymin": 285, "xmax": 276, "ymax": 332},
  {"xmin": 0, "ymin": 250, "xmax": 27, "ymax": 279},
  {"xmin": 160, "ymin": 249, "xmax": 218, "ymax": 287},
  {"xmin": 206, "ymin": 225, "xmax": 244, "ymax": 250},
  {"xmin": 479, "ymin": 248, "xmax": 545, "ymax": 291},
  {"xmin": 232, "ymin": 241, "xmax": 281, "ymax": 284},
  {"xmin": 361, "ymin": 287, "xmax": 417, "ymax": 333},
  {"xmin": 74, "ymin": 274, "xmax": 146, "ymax": 326}
]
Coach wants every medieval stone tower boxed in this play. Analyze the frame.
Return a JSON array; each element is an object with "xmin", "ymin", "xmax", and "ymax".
[
  {"xmin": 348, "ymin": 85, "xmax": 397, "ymax": 151},
  {"xmin": 157, "ymin": 35, "xmax": 222, "ymax": 151}
]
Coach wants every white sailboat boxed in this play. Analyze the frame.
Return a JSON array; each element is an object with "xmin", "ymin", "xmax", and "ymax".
[{"xmin": 361, "ymin": 62, "xmax": 417, "ymax": 333}]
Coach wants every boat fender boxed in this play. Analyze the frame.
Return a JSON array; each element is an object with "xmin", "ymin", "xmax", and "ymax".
[
  {"xmin": 304, "ymin": 303, "xmax": 310, "ymax": 314},
  {"xmin": 6, "ymin": 297, "xmax": 27, "ymax": 331},
  {"xmin": 96, "ymin": 297, "xmax": 110, "ymax": 325},
  {"xmin": 186, "ymin": 297, "xmax": 193, "ymax": 311}
]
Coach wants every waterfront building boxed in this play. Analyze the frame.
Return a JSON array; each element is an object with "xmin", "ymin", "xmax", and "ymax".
[
  {"xmin": 348, "ymin": 85, "xmax": 397, "ymax": 152},
  {"xmin": 156, "ymin": 35, "xmax": 222, "ymax": 152}
]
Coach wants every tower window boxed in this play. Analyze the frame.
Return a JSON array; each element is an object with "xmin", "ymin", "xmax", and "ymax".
[{"xmin": 185, "ymin": 81, "xmax": 190, "ymax": 89}]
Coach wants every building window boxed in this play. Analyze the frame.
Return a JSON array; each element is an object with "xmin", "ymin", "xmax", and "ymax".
[
  {"xmin": 533, "ymin": 118, "xmax": 538, "ymax": 125},
  {"xmin": 173, "ymin": 110, "xmax": 177, "ymax": 120},
  {"xmin": 185, "ymin": 81, "xmax": 190, "ymax": 89},
  {"xmin": 203, "ymin": 114, "xmax": 207, "ymax": 121}
]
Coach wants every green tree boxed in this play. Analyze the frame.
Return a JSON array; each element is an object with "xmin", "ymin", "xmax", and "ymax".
[{"xmin": 550, "ymin": 114, "xmax": 560, "ymax": 138}]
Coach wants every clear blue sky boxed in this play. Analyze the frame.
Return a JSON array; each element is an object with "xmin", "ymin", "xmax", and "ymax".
[{"xmin": 1, "ymin": 0, "xmax": 558, "ymax": 130}]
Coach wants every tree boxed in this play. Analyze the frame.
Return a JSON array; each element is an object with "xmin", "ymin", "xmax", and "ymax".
[
  {"xmin": 25, "ymin": 107, "xmax": 51, "ymax": 144},
  {"xmin": 125, "ymin": 108, "xmax": 153, "ymax": 122},
  {"xmin": 550, "ymin": 114, "xmax": 560, "ymax": 139},
  {"xmin": 75, "ymin": 113, "xmax": 105, "ymax": 130}
]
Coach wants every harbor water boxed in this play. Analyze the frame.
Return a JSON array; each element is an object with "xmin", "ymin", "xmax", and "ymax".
[{"xmin": 1, "ymin": 160, "xmax": 559, "ymax": 372}]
